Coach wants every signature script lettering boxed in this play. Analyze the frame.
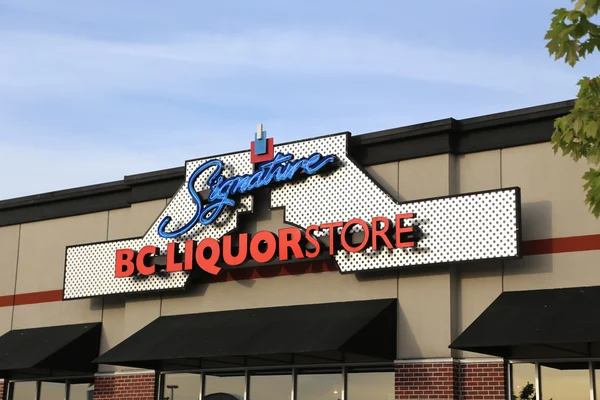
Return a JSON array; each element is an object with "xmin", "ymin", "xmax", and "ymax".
[{"xmin": 157, "ymin": 152, "xmax": 337, "ymax": 238}]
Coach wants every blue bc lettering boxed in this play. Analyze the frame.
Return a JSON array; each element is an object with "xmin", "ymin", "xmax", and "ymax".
[{"xmin": 157, "ymin": 152, "xmax": 337, "ymax": 238}]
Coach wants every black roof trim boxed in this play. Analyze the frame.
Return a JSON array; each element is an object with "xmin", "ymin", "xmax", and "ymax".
[
  {"xmin": 458, "ymin": 99, "xmax": 574, "ymax": 130},
  {"xmin": 0, "ymin": 99, "xmax": 575, "ymax": 227},
  {"xmin": 350, "ymin": 99, "xmax": 574, "ymax": 165},
  {"xmin": 123, "ymin": 166, "xmax": 185, "ymax": 186},
  {"xmin": 0, "ymin": 180, "xmax": 126, "ymax": 210}
]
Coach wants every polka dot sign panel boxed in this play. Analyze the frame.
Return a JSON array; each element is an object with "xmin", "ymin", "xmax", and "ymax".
[{"xmin": 63, "ymin": 133, "xmax": 520, "ymax": 299}]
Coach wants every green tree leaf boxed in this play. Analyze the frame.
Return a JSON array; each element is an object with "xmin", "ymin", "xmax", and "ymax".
[
  {"xmin": 575, "ymin": 0, "xmax": 587, "ymax": 10},
  {"xmin": 546, "ymin": 2, "xmax": 600, "ymax": 66},
  {"xmin": 584, "ymin": 121, "xmax": 599, "ymax": 137},
  {"xmin": 583, "ymin": 168, "xmax": 600, "ymax": 217},
  {"xmin": 546, "ymin": 1, "xmax": 600, "ymax": 217}
]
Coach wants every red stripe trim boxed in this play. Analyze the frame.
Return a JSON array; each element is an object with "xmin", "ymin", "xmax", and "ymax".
[
  {"xmin": 523, "ymin": 234, "xmax": 600, "ymax": 256},
  {"xmin": 0, "ymin": 234, "xmax": 598, "ymax": 309},
  {"xmin": 13, "ymin": 289, "xmax": 63, "ymax": 305},
  {"xmin": 0, "ymin": 295, "xmax": 13, "ymax": 307},
  {"xmin": 0, "ymin": 290, "xmax": 64, "ymax": 307}
]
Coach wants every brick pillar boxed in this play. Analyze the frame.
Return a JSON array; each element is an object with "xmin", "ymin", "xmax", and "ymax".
[
  {"xmin": 395, "ymin": 362, "xmax": 455, "ymax": 400},
  {"xmin": 0, "ymin": 379, "xmax": 4, "ymax": 400},
  {"xmin": 455, "ymin": 362, "xmax": 505, "ymax": 400},
  {"xmin": 395, "ymin": 360, "xmax": 506, "ymax": 400},
  {"xmin": 93, "ymin": 372, "xmax": 156, "ymax": 400}
]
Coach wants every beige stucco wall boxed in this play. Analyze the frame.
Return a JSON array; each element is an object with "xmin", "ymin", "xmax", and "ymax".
[
  {"xmin": 161, "ymin": 271, "xmax": 397, "ymax": 316},
  {"xmin": 502, "ymin": 142, "xmax": 599, "ymax": 240},
  {"xmin": 11, "ymin": 299, "xmax": 102, "ymax": 330},
  {"xmin": 0, "ymin": 143, "xmax": 598, "ymax": 365},
  {"xmin": 108, "ymin": 200, "xmax": 167, "ymax": 240},
  {"xmin": 456, "ymin": 150, "xmax": 501, "ymax": 194},
  {"xmin": 7, "ymin": 212, "xmax": 107, "ymax": 332},
  {"xmin": 16, "ymin": 212, "xmax": 109, "ymax": 293},
  {"xmin": 98, "ymin": 297, "xmax": 126, "ymax": 372},
  {"xmin": 369, "ymin": 155, "xmax": 455, "ymax": 359},
  {"xmin": 96, "ymin": 293, "xmax": 163, "ymax": 373},
  {"xmin": 99, "ymin": 200, "xmax": 167, "ymax": 372},
  {"xmin": 0, "ymin": 225, "xmax": 19, "ymax": 336},
  {"xmin": 0, "ymin": 307, "xmax": 12, "ymax": 337},
  {"xmin": 452, "ymin": 261, "xmax": 503, "ymax": 359},
  {"xmin": 449, "ymin": 143, "xmax": 600, "ymax": 359},
  {"xmin": 504, "ymin": 250, "xmax": 600, "ymax": 291},
  {"xmin": 398, "ymin": 154, "xmax": 453, "ymax": 200},
  {"xmin": 397, "ymin": 269, "xmax": 453, "ymax": 358},
  {"xmin": 0, "ymin": 225, "xmax": 19, "ymax": 298},
  {"xmin": 397, "ymin": 155, "xmax": 454, "ymax": 358},
  {"xmin": 452, "ymin": 150, "xmax": 505, "ymax": 359},
  {"xmin": 365, "ymin": 162, "xmax": 399, "ymax": 200}
]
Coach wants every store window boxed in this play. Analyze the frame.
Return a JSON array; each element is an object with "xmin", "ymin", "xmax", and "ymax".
[
  {"xmin": 511, "ymin": 362, "xmax": 597, "ymax": 400},
  {"xmin": 250, "ymin": 370, "xmax": 292, "ymax": 400},
  {"xmin": 347, "ymin": 368, "xmax": 394, "ymax": 400},
  {"xmin": 541, "ymin": 364, "xmax": 589, "ymax": 400},
  {"xmin": 161, "ymin": 365, "xmax": 396, "ymax": 400},
  {"xmin": 297, "ymin": 368, "xmax": 343, "ymax": 400},
  {"xmin": 39, "ymin": 381, "xmax": 65, "ymax": 399},
  {"xmin": 595, "ymin": 364, "xmax": 600, "ymax": 400},
  {"xmin": 11, "ymin": 381, "xmax": 37, "ymax": 400},
  {"xmin": 512, "ymin": 363, "xmax": 536, "ymax": 400},
  {"xmin": 68, "ymin": 381, "xmax": 94, "ymax": 400},
  {"xmin": 204, "ymin": 372, "xmax": 245, "ymax": 399},
  {"xmin": 162, "ymin": 373, "xmax": 202, "ymax": 400},
  {"xmin": 9, "ymin": 378, "xmax": 94, "ymax": 400}
]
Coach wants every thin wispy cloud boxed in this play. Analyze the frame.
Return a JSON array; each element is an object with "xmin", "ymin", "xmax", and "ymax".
[
  {"xmin": 0, "ymin": 30, "xmax": 583, "ymax": 98},
  {"xmin": 0, "ymin": 0, "xmax": 595, "ymax": 200}
]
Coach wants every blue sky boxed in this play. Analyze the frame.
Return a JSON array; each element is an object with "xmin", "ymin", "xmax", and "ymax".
[{"xmin": 0, "ymin": 0, "xmax": 598, "ymax": 199}]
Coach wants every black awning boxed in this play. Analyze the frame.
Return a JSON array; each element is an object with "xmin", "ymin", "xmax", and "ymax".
[
  {"xmin": 0, "ymin": 322, "xmax": 101, "ymax": 379},
  {"xmin": 95, "ymin": 299, "xmax": 397, "ymax": 371},
  {"xmin": 450, "ymin": 286, "xmax": 600, "ymax": 359}
]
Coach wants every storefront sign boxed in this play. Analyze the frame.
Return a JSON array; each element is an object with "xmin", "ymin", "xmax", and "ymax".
[
  {"xmin": 157, "ymin": 151, "xmax": 337, "ymax": 237},
  {"xmin": 63, "ymin": 131, "xmax": 521, "ymax": 300},
  {"xmin": 118, "ymin": 214, "xmax": 416, "ymax": 277}
]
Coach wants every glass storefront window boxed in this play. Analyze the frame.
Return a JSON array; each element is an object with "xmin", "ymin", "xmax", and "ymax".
[
  {"xmin": 161, "ymin": 366, "xmax": 398, "ymax": 400},
  {"xmin": 347, "ymin": 370, "xmax": 394, "ymax": 400},
  {"xmin": 39, "ymin": 381, "xmax": 65, "ymax": 399},
  {"xmin": 204, "ymin": 373, "xmax": 245, "ymax": 399},
  {"xmin": 511, "ymin": 362, "xmax": 594, "ymax": 400},
  {"xmin": 541, "ymin": 364, "xmax": 589, "ymax": 400},
  {"xmin": 9, "ymin": 379, "xmax": 96, "ymax": 400},
  {"xmin": 512, "ymin": 363, "xmax": 536, "ymax": 400},
  {"xmin": 11, "ymin": 381, "xmax": 37, "ymax": 400},
  {"xmin": 250, "ymin": 370, "xmax": 292, "ymax": 400},
  {"xmin": 162, "ymin": 373, "xmax": 202, "ymax": 400},
  {"xmin": 68, "ymin": 382, "xmax": 94, "ymax": 400},
  {"xmin": 297, "ymin": 369, "xmax": 343, "ymax": 400},
  {"xmin": 595, "ymin": 365, "xmax": 600, "ymax": 400}
]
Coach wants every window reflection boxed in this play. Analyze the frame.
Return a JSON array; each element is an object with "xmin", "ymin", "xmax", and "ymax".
[
  {"xmin": 39, "ymin": 381, "xmax": 65, "ymax": 400},
  {"xmin": 159, "ymin": 366, "xmax": 399, "ymax": 400},
  {"xmin": 512, "ymin": 363, "xmax": 536, "ymax": 400},
  {"xmin": 68, "ymin": 382, "xmax": 94, "ymax": 400},
  {"xmin": 204, "ymin": 374, "xmax": 244, "ymax": 399},
  {"xmin": 348, "ymin": 371, "xmax": 394, "ymax": 400},
  {"xmin": 541, "ymin": 365, "xmax": 588, "ymax": 400},
  {"xmin": 162, "ymin": 373, "xmax": 201, "ymax": 400},
  {"xmin": 250, "ymin": 371, "xmax": 291, "ymax": 400},
  {"xmin": 297, "ymin": 369, "xmax": 342, "ymax": 400},
  {"xmin": 595, "ymin": 366, "xmax": 600, "ymax": 400},
  {"xmin": 11, "ymin": 381, "xmax": 37, "ymax": 400}
]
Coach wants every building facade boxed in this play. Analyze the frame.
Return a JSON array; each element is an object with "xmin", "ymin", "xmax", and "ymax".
[{"xmin": 0, "ymin": 99, "xmax": 598, "ymax": 400}]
